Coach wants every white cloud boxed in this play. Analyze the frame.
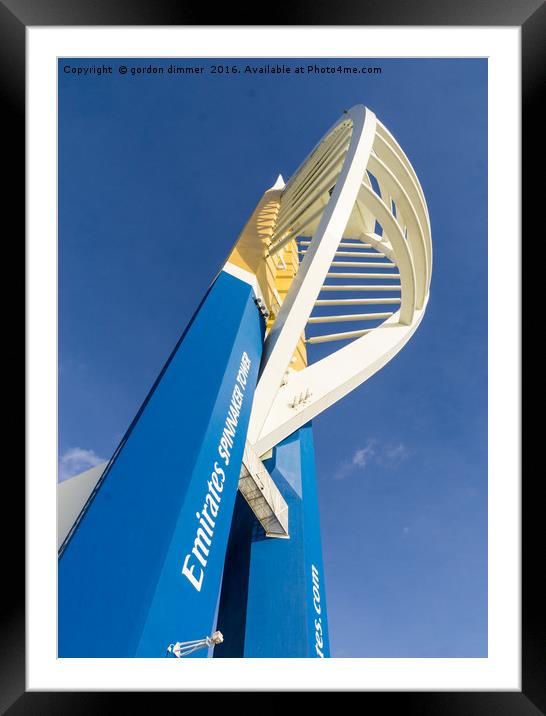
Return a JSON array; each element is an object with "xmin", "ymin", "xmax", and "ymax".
[
  {"xmin": 334, "ymin": 440, "xmax": 376, "ymax": 480},
  {"xmin": 352, "ymin": 442, "xmax": 376, "ymax": 468},
  {"xmin": 379, "ymin": 442, "xmax": 409, "ymax": 468},
  {"xmin": 59, "ymin": 447, "xmax": 105, "ymax": 482},
  {"xmin": 333, "ymin": 439, "xmax": 409, "ymax": 480}
]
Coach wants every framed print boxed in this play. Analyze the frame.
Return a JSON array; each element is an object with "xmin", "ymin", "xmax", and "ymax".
[{"xmin": 9, "ymin": 0, "xmax": 541, "ymax": 711}]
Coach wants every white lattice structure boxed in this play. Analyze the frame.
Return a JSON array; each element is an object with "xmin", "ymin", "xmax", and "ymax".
[{"xmin": 247, "ymin": 104, "xmax": 432, "ymax": 457}]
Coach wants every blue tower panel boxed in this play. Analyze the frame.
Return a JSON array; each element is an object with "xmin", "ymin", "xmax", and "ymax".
[
  {"xmin": 215, "ymin": 423, "xmax": 330, "ymax": 658},
  {"xmin": 211, "ymin": 491, "xmax": 256, "ymax": 658},
  {"xmin": 58, "ymin": 271, "xmax": 263, "ymax": 657}
]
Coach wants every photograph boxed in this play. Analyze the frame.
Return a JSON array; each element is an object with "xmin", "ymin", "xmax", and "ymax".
[{"xmin": 57, "ymin": 56, "xmax": 487, "ymax": 660}]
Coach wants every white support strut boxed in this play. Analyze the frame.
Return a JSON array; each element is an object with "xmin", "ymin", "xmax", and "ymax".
[
  {"xmin": 247, "ymin": 106, "xmax": 378, "ymax": 447},
  {"xmin": 244, "ymin": 104, "xmax": 432, "ymax": 458}
]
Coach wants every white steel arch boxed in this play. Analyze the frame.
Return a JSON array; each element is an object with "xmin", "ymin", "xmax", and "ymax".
[{"xmin": 246, "ymin": 104, "xmax": 433, "ymax": 457}]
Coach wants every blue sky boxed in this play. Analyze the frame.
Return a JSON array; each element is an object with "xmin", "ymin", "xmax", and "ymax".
[{"xmin": 59, "ymin": 58, "xmax": 487, "ymax": 657}]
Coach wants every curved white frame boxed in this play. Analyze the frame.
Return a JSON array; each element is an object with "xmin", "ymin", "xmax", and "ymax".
[{"xmin": 246, "ymin": 105, "xmax": 433, "ymax": 457}]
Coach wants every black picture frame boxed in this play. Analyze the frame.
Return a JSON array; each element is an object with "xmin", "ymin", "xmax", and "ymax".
[{"xmin": 9, "ymin": 0, "xmax": 541, "ymax": 711}]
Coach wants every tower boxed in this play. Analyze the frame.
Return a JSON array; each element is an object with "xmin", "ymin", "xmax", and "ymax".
[{"xmin": 58, "ymin": 105, "xmax": 432, "ymax": 657}]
